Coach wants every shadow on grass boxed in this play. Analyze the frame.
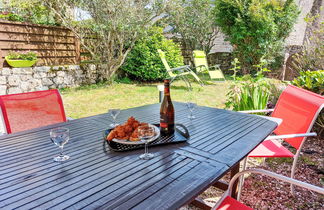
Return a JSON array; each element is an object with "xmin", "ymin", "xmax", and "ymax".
[
  {"xmin": 60, "ymin": 81, "xmax": 111, "ymax": 93},
  {"xmin": 134, "ymin": 81, "xmax": 195, "ymax": 91}
]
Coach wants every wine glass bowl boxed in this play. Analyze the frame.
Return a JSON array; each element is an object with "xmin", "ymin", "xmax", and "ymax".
[
  {"xmin": 186, "ymin": 102, "xmax": 197, "ymax": 119},
  {"xmin": 50, "ymin": 127, "xmax": 70, "ymax": 162},
  {"xmin": 138, "ymin": 124, "xmax": 155, "ymax": 160},
  {"xmin": 108, "ymin": 109, "xmax": 121, "ymax": 127}
]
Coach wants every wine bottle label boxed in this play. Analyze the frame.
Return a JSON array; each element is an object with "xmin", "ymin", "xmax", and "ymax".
[
  {"xmin": 160, "ymin": 122, "xmax": 168, "ymax": 128},
  {"xmin": 164, "ymin": 87, "xmax": 170, "ymax": 94}
]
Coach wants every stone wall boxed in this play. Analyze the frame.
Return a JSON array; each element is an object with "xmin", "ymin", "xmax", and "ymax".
[
  {"xmin": 208, "ymin": 52, "xmax": 233, "ymax": 74},
  {"xmin": 0, "ymin": 64, "xmax": 100, "ymax": 95}
]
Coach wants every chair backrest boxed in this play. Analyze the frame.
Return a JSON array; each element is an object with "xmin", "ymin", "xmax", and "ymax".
[
  {"xmin": 193, "ymin": 50, "xmax": 209, "ymax": 72},
  {"xmin": 271, "ymin": 85, "xmax": 324, "ymax": 149},
  {"xmin": 0, "ymin": 89, "xmax": 67, "ymax": 134},
  {"xmin": 193, "ymin": 50, "xmax": 225, "ymax": 80},
  {"xmin": 157, "ymin": 49, "xmax": 177, "ymax": 78}
]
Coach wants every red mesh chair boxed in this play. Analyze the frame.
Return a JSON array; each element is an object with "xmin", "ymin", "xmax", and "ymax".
[
  {"xmin": 213, "ymin": 169, "xmax": 324, "ymax": 210},
  {"xmin": 0, "ymin": 89, "xmax": 67, "ymax": 134},
  {"xmin": 239, "ymin": 85, "xmax": 324, "ymax": 194}
]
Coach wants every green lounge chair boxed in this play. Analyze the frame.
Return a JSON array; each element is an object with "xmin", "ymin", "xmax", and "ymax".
[
  {"xmin": 157, "ymin": 49, "xmax": 203, "ymax": 89},
  {"xmin": 193, "ymin": 50, "xmax": 226, "ymax": 81}
]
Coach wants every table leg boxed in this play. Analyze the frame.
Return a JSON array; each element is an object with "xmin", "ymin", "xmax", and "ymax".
[
  {"xmin": 191, "ymin": 198, "xmax": 213, "ymax": 210},
  {"xmin": 230, "ymin": 163, "xmax": 240, "ymax": 199}
]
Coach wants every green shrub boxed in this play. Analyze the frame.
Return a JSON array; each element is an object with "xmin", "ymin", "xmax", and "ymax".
[
  {"xmin": 121, "ymin": 27, "xmax": 183, "ymax": 81},
  {"xmin": 213, "ymin": 0, "xmax": 299, "ymax": 74},
  {"xmin": 292, "ymin": 70, "xmax": 324, "ymax": 137},
  {"xmin": 6, "ymin": 51, "xmax": 37, "ymax": 61},
  {"xmin": 291, "ymin": 70, "xmax": 324, "ymax": 95},
  {"xmin": 0, "ymin": 12, "xmax": 25, "ymax": 22},
  {"xmin": 114, "ymin": 77, "xmax": 133, "ymax": 84}
]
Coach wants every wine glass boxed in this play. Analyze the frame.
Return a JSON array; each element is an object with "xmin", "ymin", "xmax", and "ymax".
[
  {"xmin": 186, "ymin": 102, "xmax": 197, "ymax": 119},
  {"xmin": 50, "ymin": 127, "xmax": 70, "ymax": 162},
  {"xmin": 138, "ymin": 124, "xmax": 155, "ymax": 160},
  {"xmin": 108, "ymin": 109, "xmax": 120, "ymax": 127}
]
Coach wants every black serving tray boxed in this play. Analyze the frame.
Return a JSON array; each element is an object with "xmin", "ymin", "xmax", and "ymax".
[{"xmin": 103, "ymin": 123, "xmax": 189, "ymax": 152}]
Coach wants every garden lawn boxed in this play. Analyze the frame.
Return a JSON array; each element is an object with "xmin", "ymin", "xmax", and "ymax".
[{"xmin": 61, "ymin": 80, "xmax": 230, "ymax": 119}]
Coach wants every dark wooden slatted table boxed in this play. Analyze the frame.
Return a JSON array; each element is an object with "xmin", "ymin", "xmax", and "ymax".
[{"xmin": 0, "ymin": 102, "xmax": 278, "ymax": 210}]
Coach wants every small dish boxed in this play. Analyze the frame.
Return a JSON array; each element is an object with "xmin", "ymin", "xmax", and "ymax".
[{"xmin": 112, "ymin": 124, "xmax": 160, "ymax": 145}]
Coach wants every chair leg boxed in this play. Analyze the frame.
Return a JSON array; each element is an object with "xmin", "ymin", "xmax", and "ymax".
[
  {"xmin": 189, "ymin": 71, "xmax": 204, "ymax": 87},
  {"xmin": 237, "ymin": 157, "xmax": 248, "ymax": 201},
  {"xmin": 290, "ymin": 154, "xmax": 299, "ymax": 195},
  {"xmin": 181, "ymin": 75, "xmax": 192, "ymax": 90},
  {"xmin": 170, "ymin": 76, "xmax": 176, "ymax": 84},
  {"xmin": 230, "ymin": 163, "xmax": 240, "ymax": 199}
]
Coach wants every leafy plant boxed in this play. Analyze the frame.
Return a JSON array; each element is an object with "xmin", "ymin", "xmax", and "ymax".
[
  {"xmin": 213, "ymin": 0, "xmax": 299, "ymax": 74},
  {"xmin": 225, "ymin": 61, "xmax": 275, "ymax": 112},
  {"xmin": 229, "ymin": 58, "xmax": 241, "ymax": 80},
  {"xmin": 225, "ymin": 77, "xmax": 271, "ymax": 112},
  {"xmin": 291, "ymin": 70, "xmax": 324, "ymax": 95},
  {"xmin": 121, "ymin": 27, "xmax": 183, "ymax": 81},
  {"xmin": 6, "ymin": 51, "xmax": 37, "ymax": 61}
]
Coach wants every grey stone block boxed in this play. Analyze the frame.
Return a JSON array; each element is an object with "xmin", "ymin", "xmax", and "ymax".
[
  {"xmin": 8, "ymin": 75, "xmax": 20, "ymax": 86},
  {"xmin": 42, "ymin": 78, "xmax": 54, "ymax": 86},
  {"xmin": 53, "ymin": 77, "xmax": 64, "ymax": 85},
  {"xmin": 57, "ymin": 71, "xmax": 66, "ymax": 77},
  {"xmin": 12, "ymin": 68, "xmax": 33, "ymax": 75},
  {"xmin": 20, "ymin": 81, "xmax": 30, "ymax": 92},
  {"xmin": 20, "ymin": 75, "xmax": 33, "ymax": 81},
  {"xmin": 2, "ymin": 68, "xmax": 12, "ymax": 76},
  {"xmin": 34, "ymin": 66, "xmax": 51, "ymax": 72},
  {"xmin": 34, "ymin": 72, "xmax": 47, "ymax": 79},
  {"xmin": 0, "ymin": 76, "xmax": 6, "ymax": 85}
]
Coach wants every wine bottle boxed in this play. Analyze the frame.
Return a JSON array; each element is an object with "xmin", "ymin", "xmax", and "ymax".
[{"xmin": 160, "ymin": 79, "xmax": 175, "ymax": 135}]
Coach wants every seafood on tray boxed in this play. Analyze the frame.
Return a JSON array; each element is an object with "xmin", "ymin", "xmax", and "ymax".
[{"xmin": 106, "ymin": 116, "xmax": 149, "ymax": 142}]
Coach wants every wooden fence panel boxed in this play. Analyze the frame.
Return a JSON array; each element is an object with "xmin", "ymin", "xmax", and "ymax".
[{"xmin": 0, "ymin": 20, "xmax": 80, "ymax": 67}]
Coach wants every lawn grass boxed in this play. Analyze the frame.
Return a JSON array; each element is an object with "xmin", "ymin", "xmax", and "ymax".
[{"xmin": 61, "ymin": 80, "xmax": 230, "ymax": 119}]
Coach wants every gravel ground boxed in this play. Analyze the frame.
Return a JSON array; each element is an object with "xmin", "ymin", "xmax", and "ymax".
[{"xmin": 181, "ymin": 136, "xmax": 324, "ymax": 209}]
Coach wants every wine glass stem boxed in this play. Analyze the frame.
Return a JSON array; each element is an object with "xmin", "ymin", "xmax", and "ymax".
[
  {"xmin": 60, "ymin": 146, "xmax": 64, "ymax": 156},
  {"xmin": 190, "ymin": 111, "xmax": 193, "ymax": 118},
  {"xmin": 145, "ymin": 142, "xmax": 148, "ymax": 155}
]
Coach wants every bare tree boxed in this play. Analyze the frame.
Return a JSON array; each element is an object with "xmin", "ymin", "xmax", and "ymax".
[
  {"xmin": 46, "ymin": 0, "xmax": 167, "ymax": 80},
  {"xmin": 166, "ymin": 0, "xmax": 219, "ymax": 56}
]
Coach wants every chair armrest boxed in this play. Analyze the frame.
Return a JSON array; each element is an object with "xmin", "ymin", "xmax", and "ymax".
[
  {"xmin": 209, "ymin": 64, "xmax": 221, "ymax": 70},
  {"xmin": 169, "ymin": 65, "xmax": 191, "ymax": 73},
  {"xmin": 265, "ymin": 132, "xmax": 317, "ymax": 140},
  {"xmin": 257, "ymin": 115, "xmax": 282, "ymax": 125},
  {"xmin": 238, "ymin": 109, "xmax": 274, "ymax": 114},
  {"xmin": 192, "ymin": 65, "xmax": 207, "ymax": 72},
  {"xmin": 213, "ymin": 168, "xmax": 324, "ymax": 210},
  {"xmin": 230, "ymin": 168, "xmax": 324, "ymax": 194}
]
